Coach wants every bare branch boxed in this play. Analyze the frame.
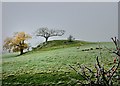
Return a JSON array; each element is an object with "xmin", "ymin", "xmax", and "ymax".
[
  {"xmin": 108, "ymin": 59, "xmax": 120, "ymax": 82},
  {"xmin": 69, "ymin": 65, "xmax": 88, "ymax": 80},
  {"xmin": 35, "ymin": 27, "xmax": 65, "ymax": 43},
  {"xmin": 96, "ymin": 56, "xmax": 101, "ymax": 69}
]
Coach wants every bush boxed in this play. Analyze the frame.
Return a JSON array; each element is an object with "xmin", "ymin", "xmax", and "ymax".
[{"xmin": 67, "ymin": 35, "xmax": 75, "ymax": 42}]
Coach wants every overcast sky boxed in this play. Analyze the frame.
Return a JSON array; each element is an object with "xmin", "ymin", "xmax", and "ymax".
[
  {"xmin": 1, "ymin": 0, "xmax": 119, "ymax": 2},
  {"xmin": 2, "ymin": 2, "xmax": 118, "ymax": 47}
]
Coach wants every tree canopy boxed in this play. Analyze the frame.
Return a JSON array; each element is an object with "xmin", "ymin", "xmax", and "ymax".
[
  {"xmin": 35, "ymin": 27, "xmax": 65, "ymax": 43},
  {"xmin": 3, "ymin": 32, "xmax": 31, "ymax": 55}
]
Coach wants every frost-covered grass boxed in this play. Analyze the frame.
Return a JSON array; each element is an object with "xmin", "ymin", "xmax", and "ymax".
[{"xmin": 2, "ymin": 42, "xmax": 114, "ymax": 85}]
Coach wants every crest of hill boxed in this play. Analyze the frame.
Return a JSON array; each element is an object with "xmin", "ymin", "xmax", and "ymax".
[{"xmin": 33, "ymin": 40, "xmax": 93, "ymax": 51}]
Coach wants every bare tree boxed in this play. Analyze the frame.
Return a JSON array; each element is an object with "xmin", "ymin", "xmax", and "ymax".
[
  {"xmin": 35, "ymin": 27, "xmax": 65, "ymax": 43},
  {"xmin": 69, "ymin": 37, "xmax": 120, "ymax": 86}
]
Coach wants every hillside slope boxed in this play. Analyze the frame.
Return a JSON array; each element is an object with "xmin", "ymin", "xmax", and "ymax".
[
  {"xmin": 32, "ymin": 40, "xmax": 93, "ymax": 51},
  {"xmin": 2, "ymin": 42, "xmax": 114, "ymax": 85}
]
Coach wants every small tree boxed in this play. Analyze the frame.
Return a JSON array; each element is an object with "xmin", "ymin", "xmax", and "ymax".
[
  {"xmin": 67, "ymin": 35, "xmax": 75, "ymax": 42},
  {"xmin": 3, "ymin": 32, "xmax": 31, "ymax": 55},
  {"xmin": 35, "ymin": 27, "xmax": 65, "ymax": 43}
]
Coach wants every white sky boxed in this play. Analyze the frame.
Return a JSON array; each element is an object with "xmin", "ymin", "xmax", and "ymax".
[
  {"xmin": 1, "ymin": 0, "xmax": 120, "ymax": 2},
  {"xmin": 1, "ymin": 2, "xmax": 119, "ymax": 51}
]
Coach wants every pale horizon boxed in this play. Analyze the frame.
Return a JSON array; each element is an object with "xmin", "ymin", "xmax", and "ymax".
[{"xmin": 2, "ymin": 2, "xmax": 118, "ymax": 50}]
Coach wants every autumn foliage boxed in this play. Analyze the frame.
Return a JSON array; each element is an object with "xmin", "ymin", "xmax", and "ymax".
[{"xmin": 3, "ymin": 32, "xmax": 31, "ymax": 55}]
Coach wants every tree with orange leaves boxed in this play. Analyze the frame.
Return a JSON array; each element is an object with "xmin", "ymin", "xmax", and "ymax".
[{"xmin": 3, "ymin": 32, "xmax": 31, "ymax": 55}]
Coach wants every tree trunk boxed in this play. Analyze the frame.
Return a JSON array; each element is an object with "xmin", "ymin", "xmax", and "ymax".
[
  {"xmin": 20, "ymin": 48, "xmax": 23, "ymax": 55},
  {"xmin": 45, "ymin": 37, "xmax": 49, "ymax": 43},
  {"xmin": 20, "ymin": 41, "xmax": 24, "ymax": 55},
  {"xmin": 8, "ymin": 49, "xmax": 11, "ymax": 53}
]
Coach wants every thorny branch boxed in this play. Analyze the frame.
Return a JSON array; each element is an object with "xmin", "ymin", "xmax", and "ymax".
[{"xmin": 69, "ymin": 37, "xmax": 120, "ymax": 86}]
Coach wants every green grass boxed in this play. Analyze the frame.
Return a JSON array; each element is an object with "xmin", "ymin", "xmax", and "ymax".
[
  {"xmin": 32, "ymin": 40, "xmax": 92, "ymax": 51},
  {"xmin": 2, "ymin": 40, "xmax": 115, "ymax": 85}
]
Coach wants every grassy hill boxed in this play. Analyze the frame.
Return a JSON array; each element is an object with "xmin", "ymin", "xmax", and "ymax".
[
  {"xmin": 2, "ymin": 40, "xmax": 115, "ymax": 86},
  {"xmin": 32, "ymin": 40, "xmax": 93, "ymax": 51}
]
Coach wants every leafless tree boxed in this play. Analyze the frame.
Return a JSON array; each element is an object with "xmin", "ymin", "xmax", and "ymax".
[
  {"xmin": 69, "ymin": 37, "xmax": 120, "ymax": 86},
  {"xmin": 35, "ymin": 27, "xmax": 65, "ymax": 43}
]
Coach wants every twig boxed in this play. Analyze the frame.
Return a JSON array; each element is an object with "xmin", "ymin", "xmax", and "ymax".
[
  {"xmin": 96, "ymin": 56, "xmax": 101, "ymax": 69},
  {"xmin": 106, "ymin": 65, "xmax": 115, "ymax": 74},
  {"xmin": 108, "ymin": 60, "xmax": 120, "ymax": 82},
  {"xmin": 84, "ymin": 66, "xmax": 94, "ymax": 74},
  {"xmin": 69, "ymin": 65, "xmax": 87, "ymax": 80}
]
